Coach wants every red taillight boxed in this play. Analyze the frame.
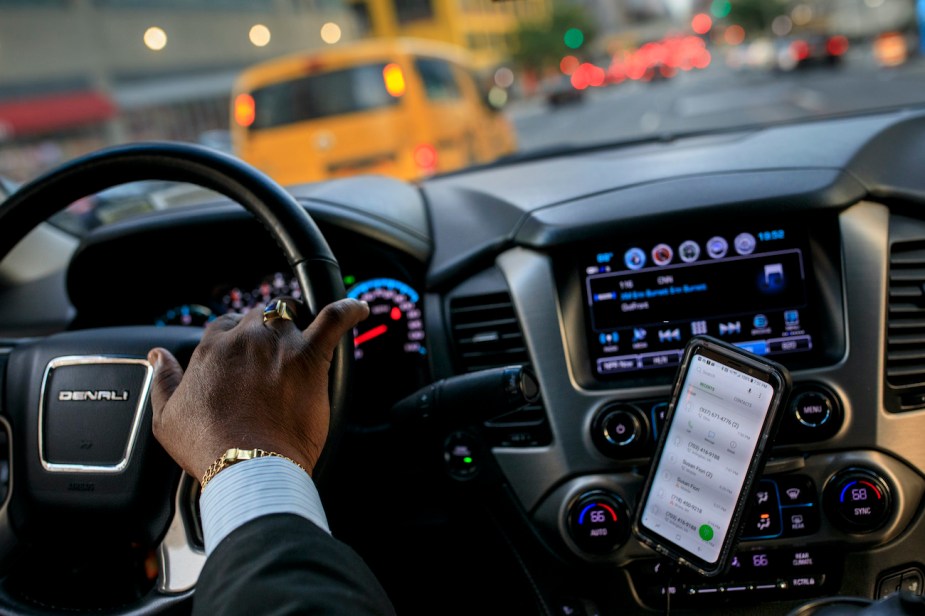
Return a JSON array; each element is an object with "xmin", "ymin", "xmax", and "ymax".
[
  {"xmin": 413, "ymin": 144, "xmax": 437, "ymax": 171},
  {"xmin": 791, "ymin": 40, "xmax": 811, "ymax": 61},
  {"xmin": 827, "ymin": 35, "xmax": 849, "ymax": 57},
  {"xmin": 234, "ymin": 93, "xmax": 255, "ymax": 127},
  {"xmin": 691, "ymin": 13, "xmax": 712, "ymax": 35}
]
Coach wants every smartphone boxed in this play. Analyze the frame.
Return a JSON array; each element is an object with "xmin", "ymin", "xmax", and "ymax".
[{"xmin": 633, "ymin": 335, "xmax": 791, "ymax": 577}]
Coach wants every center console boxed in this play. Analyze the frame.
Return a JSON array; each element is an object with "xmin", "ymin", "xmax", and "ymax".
[{"xmin": 484, "ymin": 210, "xmax": 925, "ymax": 612}]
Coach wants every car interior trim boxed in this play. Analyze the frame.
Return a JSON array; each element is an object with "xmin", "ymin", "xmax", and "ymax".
[
  {"xmin": 37, "ymin": 356, "xmax": 153, "ymax": 474},
  {"xmin": 157, "ymin": 475, "xmax": 206, "ymax": 594}
]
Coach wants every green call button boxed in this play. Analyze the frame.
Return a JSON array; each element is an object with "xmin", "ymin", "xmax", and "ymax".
[{"xmin": 698, "ymin": 524, "xmax": 714, "ymax": 541}]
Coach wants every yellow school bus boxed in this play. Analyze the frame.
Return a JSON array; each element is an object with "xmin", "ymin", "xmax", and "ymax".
[{"xmin": 230, "ymin": 38, "xmax": 517, "ymax": 185}]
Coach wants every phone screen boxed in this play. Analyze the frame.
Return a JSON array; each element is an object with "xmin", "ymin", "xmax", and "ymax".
[{"xmin": 638, "ymin": 348, "xmax": 778, "ymax": 569}]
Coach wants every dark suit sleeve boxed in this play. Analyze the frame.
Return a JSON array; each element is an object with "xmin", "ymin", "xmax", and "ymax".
[{"xmin": 192, "ymin": 513, "xmax": 396, "ymax": 616}]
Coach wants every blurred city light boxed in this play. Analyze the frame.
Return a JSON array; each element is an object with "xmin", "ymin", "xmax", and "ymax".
[
  {"xmin": 605, "ymin": 35, "xmax": 710, "ymax": 84},
  {"xmin": 771, "ymin": 15, "xmax": 793, "ymax": 37},
  {"xmin": 827, "ymin": 35, "xmax": 849, "ymax": 56},
  {"xmin": 143, "ymin": 27, "xmax": 167, "ymax": 51},
  {"xmin": 488, "ymin": 86, "xmax": 508, "ymax": 108},
  {"xmin": 233, "ymin": 93, "xmax": 255, "ymax": 127},
  {"xmin": 249, "ymin": 24, "xmax": 271, "ymax": 47},
  {"xmin": 382, "ymin": 63, "xmax": 406, "ymax": 97},
  {"xmin": 413, "ymin": 143, "xmax": 437, "ymax": 171},
  {"xmin": 691, "ymin": 13, "xmax": 712, "ymax": 35},
  {"xmin": 710, "ymin": 0, "xmax": 731, "ymax": 19},
  {"xmin": 570, "ymin": 62, "xmax": 604, "ymax": 89},
  {"xmin": 873, "ymin": 31, "xmax": 907, "ymax": 66},
  {"xmin": 791, "ymin": 39, "xmax": 810, "ymax": 61},
  {"xmin": 791, "ymin": 4, "xmax": 813, "ymax": 26},
  {"xmin": 494, "ymin": 67, "xmax": 514, "ymax": 88},
  {"xmin": 724, "ymin": 25, "xmax": 745, "ymax": 46},
  {"xmin": 564, "ymin": 28, "xmax": 585, "ymax": 49},
  {"xmin": 560, "ymin": 55, "xmax": 580, "ymax": 75},
  {"xmin": 320, "ymin": 22, "xmax": 342, "ymax": 44}
]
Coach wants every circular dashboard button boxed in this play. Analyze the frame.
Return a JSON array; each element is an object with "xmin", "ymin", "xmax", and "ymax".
[
  {"xmin": 625, "ymin": 248, "xmax": 646, "ymax": 270},
  {"xmin": 706, "ymin": 236, "xmax": 728, "ymax": 259},
  {"xmin": 777, "ymin": 385, "xmax": 843, "ymax": 445},
  {"xmin": 443, "ymin": 431, "xmax": 481, "ymax": 480},
  {"xmin": 792, "ymin": 391, "xmax": 833, "ymax": 427},
  {"xmin": 567, "ymin": 491, "xmax": 630, "ymax": 554},
  {"xmin": 824, "ymin": 469, "xmax": 892, "ymax": 533},
  {"xmin": 603, "ymin": 410, "xmax": 641, "ymax": 446},
  {"xmin": 651, "ymin": 243, "xmax": 673, "ymax": 266},
  {"xmin": 734, "ymin": 232, "xmax": 756, "ymax": 255},
  {"xmin": 592, "ymin": 404, "xmax": 649, "ymax": 458},
  {"xmin": 679, "ymin": 240, "xmax": 700, "ymax": 263}
]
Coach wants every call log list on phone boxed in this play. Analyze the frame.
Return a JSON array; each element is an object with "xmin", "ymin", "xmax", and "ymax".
[{"xmin": 639, "ymin": 353, "xmax": 774, "ymax": 564}]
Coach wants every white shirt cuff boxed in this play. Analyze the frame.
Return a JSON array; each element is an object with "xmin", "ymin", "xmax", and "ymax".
[{"xmin": 199, "ymin": 456, "xmax": 330, "ymax": 555}]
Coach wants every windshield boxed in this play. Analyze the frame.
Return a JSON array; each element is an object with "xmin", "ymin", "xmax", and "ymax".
[{"xmin": 0, "ymin": 0, "xmax": 922, "ymax": 231}]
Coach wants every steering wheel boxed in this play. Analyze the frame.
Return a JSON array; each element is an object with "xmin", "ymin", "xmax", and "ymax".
[{"xmin": 0, "ymin": 143, "xmax": 352, "ymax": 613}]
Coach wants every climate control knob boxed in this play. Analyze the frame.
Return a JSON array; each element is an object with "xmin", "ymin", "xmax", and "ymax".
[
  {"xmin": 824, "ymin": 468, "xmax": 892, "ymax": 533},
  {"xmin": 567, "ymin": 491, "xmax": 630, "ymax": 554}
]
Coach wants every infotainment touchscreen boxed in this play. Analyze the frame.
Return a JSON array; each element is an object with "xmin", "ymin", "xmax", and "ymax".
[{"xmin": 582, "ymin": 227, "xmax": 815, "ymax": 380}]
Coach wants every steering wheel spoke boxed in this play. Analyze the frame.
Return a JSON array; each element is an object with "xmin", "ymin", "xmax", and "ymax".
[{"xmin": 157, "ymin": 474, "xmax": 206, "ymax": 594}]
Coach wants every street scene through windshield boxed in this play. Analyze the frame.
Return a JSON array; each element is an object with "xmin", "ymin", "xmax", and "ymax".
[{"xmin": 0, "ymin": 0, "xmax": 922, "ymax": 214}]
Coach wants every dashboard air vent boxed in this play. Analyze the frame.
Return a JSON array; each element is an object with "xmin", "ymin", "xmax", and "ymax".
[
  {"xmin": 886, "ymin": 241, "xmax": 925, "ymax": 410},
  {"xmin": 448, "ymin": 292, "xmax": 550, "ymax": 446},
  {"xmin": 449, "ymin": 292, "xmax": 529, "ymax": 373}
]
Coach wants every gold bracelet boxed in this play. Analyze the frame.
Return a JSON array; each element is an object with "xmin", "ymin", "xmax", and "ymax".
[{"xmin": 200, "ymin": 448, "xmax": 307, "ymax": 490}]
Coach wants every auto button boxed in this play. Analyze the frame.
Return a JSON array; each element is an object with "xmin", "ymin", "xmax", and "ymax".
[{"xmin": 567, "ymin": 491, "xmax": 630, "ymax": 555}]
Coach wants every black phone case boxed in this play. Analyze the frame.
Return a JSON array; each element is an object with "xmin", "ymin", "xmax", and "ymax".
[{"xmin": 632, "ymin": 335, "xmax": 792, "ymax": 577}]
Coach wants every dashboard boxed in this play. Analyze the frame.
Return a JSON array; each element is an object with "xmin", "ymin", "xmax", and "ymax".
[{"xmin": 7, "ymin": 108, "xmax": 925, "ymax": 615}]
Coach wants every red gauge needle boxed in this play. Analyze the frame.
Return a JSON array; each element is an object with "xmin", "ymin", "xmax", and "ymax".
[{"xmin": 355, "ymin": 324, "xmax": 388, "ymax": 346}]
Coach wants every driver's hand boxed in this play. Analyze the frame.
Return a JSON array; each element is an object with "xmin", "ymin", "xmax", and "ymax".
[{"xmin": 147, "ymin": 298, "xmax": 369, "ymax": 481}]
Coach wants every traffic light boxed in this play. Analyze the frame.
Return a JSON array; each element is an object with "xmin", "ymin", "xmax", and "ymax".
[{"xmin": 564, "ymin": 28, "xmax": 584, "ymax": 49}]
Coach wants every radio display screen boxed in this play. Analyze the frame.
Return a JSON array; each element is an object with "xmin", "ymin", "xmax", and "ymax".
[{"xmin": 582, "ymin": 227, "xmax": 815, "ymax": 380}]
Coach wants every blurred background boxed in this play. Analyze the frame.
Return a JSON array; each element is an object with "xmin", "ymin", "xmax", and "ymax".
[{"xmin": 0, "ymin": 0, "xmax": 921, "ymax": 198}]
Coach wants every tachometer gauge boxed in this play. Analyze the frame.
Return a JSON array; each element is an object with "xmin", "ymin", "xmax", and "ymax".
[
  {"xmin": 348, "ymin": 278, "xmax": 425, "ymax": 361},
  {"xmin": 220, "ymin": 272, "xmax": 302, "ymax": 314}
]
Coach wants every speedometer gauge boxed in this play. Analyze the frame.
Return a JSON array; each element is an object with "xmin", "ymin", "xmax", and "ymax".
[
  {"xmin": 347, "ymin": 278, "xmax": 428, "ymax": 422},
  {"xmin": 347, "ymin": 278, "xmax": 425, "ymax": 361}
]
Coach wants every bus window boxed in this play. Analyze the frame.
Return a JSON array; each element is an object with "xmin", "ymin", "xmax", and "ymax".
[
  {"xmin": 414, "ymin": 58, "xmax": 461, "ymax": 101},
  {"xmin": 250, "ymin": 63, "xmax": 399, "ymax": 130}
]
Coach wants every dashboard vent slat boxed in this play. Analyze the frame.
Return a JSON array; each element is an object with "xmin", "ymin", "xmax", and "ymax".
[
  {"xmin": 448, "ymin": 291, "xmax": 551, "ymax": 446},
  {"xmin": 886, "ymin": 241, "xmax": 925, "ymax": 411},
  {"xmin": 449, "ymin": 293, "xmax": 529, "ymax": 373}
]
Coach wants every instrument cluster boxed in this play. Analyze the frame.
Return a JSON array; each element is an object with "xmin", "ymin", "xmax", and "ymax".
[{"xmin": 154, "ymin": 272, "xmax": 429, "ymax": 424}]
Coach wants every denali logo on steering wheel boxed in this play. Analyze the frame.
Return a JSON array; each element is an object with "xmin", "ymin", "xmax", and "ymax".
[{"xmin": 58, "ymin": 390, "xmax": 129, "ymax": 402}]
